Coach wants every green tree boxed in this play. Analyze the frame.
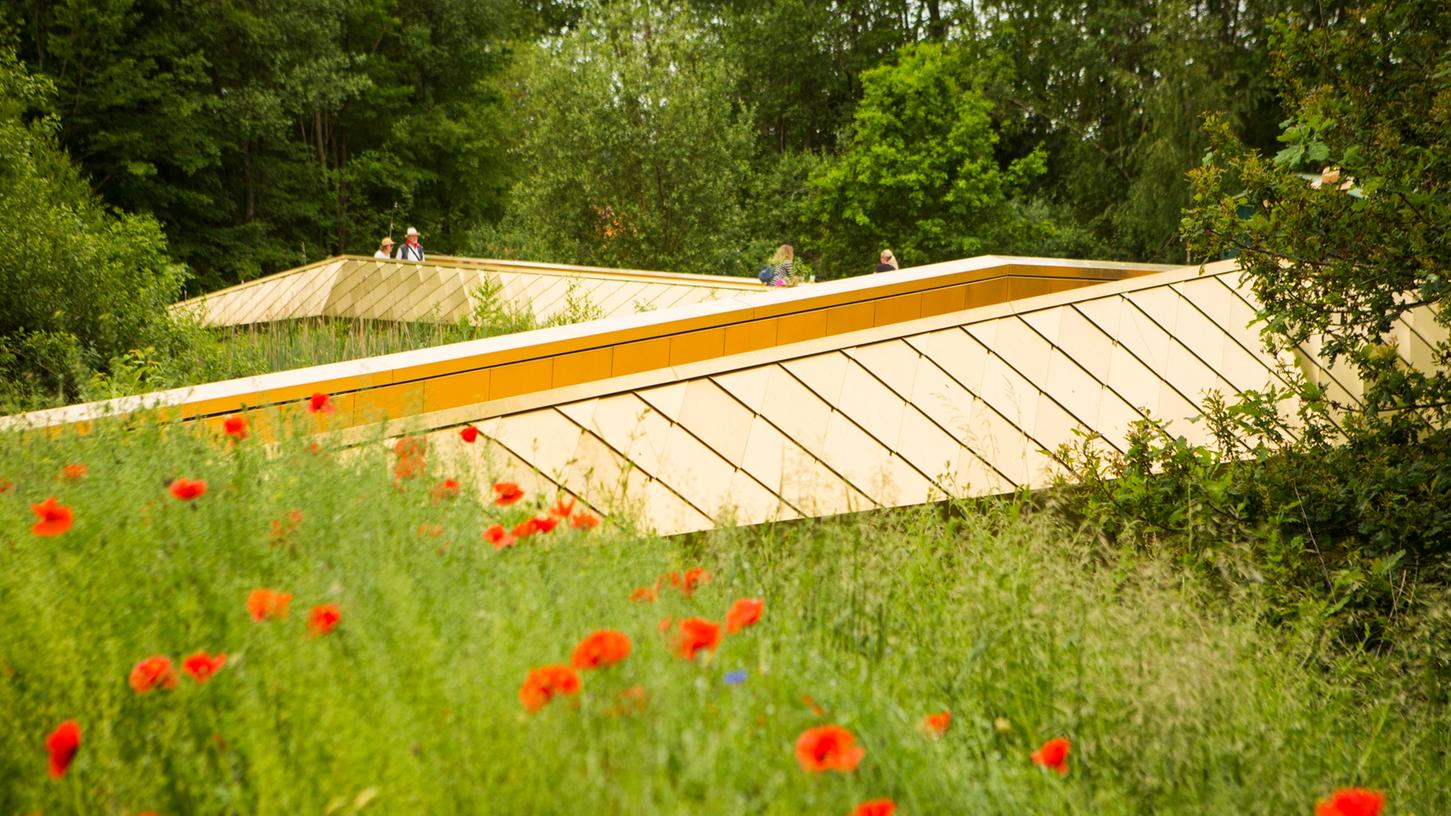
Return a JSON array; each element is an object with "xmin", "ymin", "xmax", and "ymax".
[
  {"xmin": 808, "ymin": 43, "xmax": 1048, "ymax": 277},
  {"xmin": 0, "ymin": 50, "xmax": 185, "ymax": 405},
  {"xmin": 478, "ymin": 0, "xmax": 757, "ymax": 275},
  {"xmin": 1, "ymin": 0, "xmax": 520, "ymax": 288},
  {"xmin": 1184, "ymin": 0, "xmax": 1449, "ymax": 430},
  {"xmin": 974, "ymin": 0, "xmax": 1320, "ymax": 262}
]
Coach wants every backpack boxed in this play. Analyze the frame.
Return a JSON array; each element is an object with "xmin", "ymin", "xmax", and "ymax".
[{"xmin": 758, "ymin": 265, "xmax": 773, "ymax": 283}]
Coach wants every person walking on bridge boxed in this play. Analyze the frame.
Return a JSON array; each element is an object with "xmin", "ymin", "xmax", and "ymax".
[
  {"xmin": 374, "ymin": 236, "xmax": 395, "ymax": 259},
  {"xmin": 395, "ymin": 227, "xmax": 425, "ymax": 262}
]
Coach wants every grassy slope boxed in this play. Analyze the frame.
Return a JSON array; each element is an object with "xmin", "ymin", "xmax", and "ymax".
[{"xmin": 0, "ymin": 418, "xmax": 1445, "ymax": 814}]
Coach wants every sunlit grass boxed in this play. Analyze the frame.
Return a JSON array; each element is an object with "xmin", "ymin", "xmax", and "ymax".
[{"xmin": 0, "ymin": 417, "xmax": 1445, "ymax": 814}]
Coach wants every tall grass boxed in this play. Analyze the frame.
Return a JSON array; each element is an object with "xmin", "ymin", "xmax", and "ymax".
[
  {"xmin": 0, "ymin": 417, "xmax": 1445, "ymax": 813},
  {"xmin": 210, "ymin": 317, "xmax": 490, "ymax": 379}
]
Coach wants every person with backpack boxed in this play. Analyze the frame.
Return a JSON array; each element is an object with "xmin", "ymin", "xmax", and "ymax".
[
  {"xmin": 762, "ymin": 244, "xmax": 794, "ymax": 286},
  {"xmin": 395, "ymin": 227, "xmax": 425, "ymax": 262}
]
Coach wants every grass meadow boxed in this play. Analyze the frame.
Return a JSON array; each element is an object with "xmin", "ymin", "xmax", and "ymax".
[{"xmin": 1, "ymin": 413, "xmax": 1446, "ymax": 814}]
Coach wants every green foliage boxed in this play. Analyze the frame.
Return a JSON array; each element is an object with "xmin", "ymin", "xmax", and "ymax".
[
  {"xmin": 0, "ymin": 421, "xmax": 1446, "ymax": 811},
  {"xmin": 0, "ymin": 0, "xmax": 520, "ymax": 287},
  {"xmin": 808, "ymin": 44, "xmax": 1048, "ymax": 278},
  {"xmin": 0, "ymin": 49, "xmax": 187, "ymax": 407},
  {"xmin": 1184, "ymin": 0, "xmax": 1450, "ymax": 426},
  {"xmin": 477, "ymin": 1, "xmax": 758, "ymax": 277},
  {"xmin": 974, "ymin": 0, "xmax": 1298, "ymax": 262}
]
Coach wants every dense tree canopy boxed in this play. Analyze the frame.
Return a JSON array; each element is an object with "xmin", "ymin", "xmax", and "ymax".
[
  {"xmin": 0, "ymin": 50, "xmax": 185, "ymax": 405},
  {"xmin": 475, "ymin": 2, "xmax": 757, "ymax": 275}
]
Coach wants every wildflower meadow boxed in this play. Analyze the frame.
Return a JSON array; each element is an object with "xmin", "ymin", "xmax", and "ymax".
[{"xmin": 0, "ymin": 403, "xmax": 1445, "ymax": 814}]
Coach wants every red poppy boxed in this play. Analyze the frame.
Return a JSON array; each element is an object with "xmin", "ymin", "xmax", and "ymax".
[
  {"xmin": 518, "ymin": 665, "xmax": 582, "ymax": 712},
  {"xmin": 668, "ymin": 567, "xmax": 712, "ymax": 597},
  {"xmin": 459, "ymin": 425, "xmax": 480, "ymax": 443},
  {"xmin": 393, "ymin": 436, "xmax": 428, "ymax": 460},
  {"xmin": 673, "ymin": 618, "xmax": 721, "ymax": 660},
  {"xmin": 128, "ymin": 655, "xmax": 178, "ymax": 693},
  {"xmin": 530, "ymin": 513, "xmax": 560, "ymax": 534},
  {"xmin": 418, "ymin": 523, "xmax": 445, "ymax": 538},
  {"xmin": 61, "ymin": 463, "xmax": 88, "ymax": 481},
  {"xmin": 31, "ymin": 496, "xmax": 74, "ymax": 537},
  {"xmin": 795, "ymin": 725, "xmax": 865, "ymax": 773},
  {"xmin": 0, "ymin": 478, "xmax": 12, "ymax": 492},
  {"xmin": 512, "ymin": 518, "xmax": 539, "ymax": 539},
  {"xmin": 394, "ymin": 455, "xmax": 425, "ymax": 481},
  {"xmin": 483, "ymin": 524, "xmax": 517, "ymax": 550},
  {"xmin": 247, "ymin": 588, "xmax": 292, "ymax": 621},
  {"xmin": 182, "ymin": 651, "xmax": 227, "ymax": 684},
  {"xmin": 308, "ymin": 603, "xmax": 342, "ymax": 636},
  {"xmin": 223, "ymin": 415, "xmax": 248, "ymax": 440},
  {"xmin": 658, "ymin": 616, "xmax": 673, "ymax": 632},
  {"xmin": 308, "ymin": 392, "xmax": 336, "ymax": 414},
  {"xmin": 1316, "ymin": 789, "xmax": 1385, "ymax": 816},
  {"xmin": 570, "ymin": 511, "xmax": 600, "ymax": 530},
  {"xmin": 550, "ymin": 496, "xmax": 577, "ymax": 518},
  {"xmin": 726, "ymin": 598, "xmax": 764, "ymax": 633},
  {"xmin": 919, "ymin": 710, "xmax": 951, "ymax": 737},
  {"xmin": 852, "ymin": 800, "xmax": 896, "ymax": 816},
  {"xmin": 1031, "ymin": 737, "xmax": 1070, "ymax": 775},
  {"xmin": 629, "ymin": 586, "xmax": 657, "ymax": 603},
  {"xmin": 571, "ymin": 629, "xmax": 633, "ymax": 670},
  {"xmin": 493, "ymin": 481, "xmax": 525, "ymax": 506},
  {"xmin": 45, "ymin": 719, "xmax": 80, "ymax": 779},
  {"xmin": 430, "ymin": 478, "xmax": 461, "ymax": 502},
  {"xmin": 168, "ymin": 478, "xmax": 207, "ymax": 501},
  {"xmin": 269, "ymin": 510, "xmax": 303, "ymax": 547}
]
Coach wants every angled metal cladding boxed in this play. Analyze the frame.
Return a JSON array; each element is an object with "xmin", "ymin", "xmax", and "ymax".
[
  {"xmin": 24, "ymin": 255, "xmax": 1444, "ymax": 537},
  {"xmin": 420, "ymin": 262, "xmax": 1441, "ymax": 536},
  {"xmin": 172, "ymin": 255, "xmax": 764, "ymax": 328}
]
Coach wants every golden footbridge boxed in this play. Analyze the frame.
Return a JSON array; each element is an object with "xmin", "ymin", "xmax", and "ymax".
[{"xmin": 11, "ymin": 253, "xmax": 1444, "ymax": 535}]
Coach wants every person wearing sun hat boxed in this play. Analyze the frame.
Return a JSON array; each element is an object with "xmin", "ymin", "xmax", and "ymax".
[
  {"xmin": 395, "ymin": 226, "xmax": 425, "ymax": 262},
  {"xmin": 374, "ymin": 236, "xmax": 395, "ymax": 259}
]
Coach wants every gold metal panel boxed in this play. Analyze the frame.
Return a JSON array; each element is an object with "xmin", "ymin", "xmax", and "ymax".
[
  {"xmin": 976, "ymin": 351, "xmax": 1042, "ymax": 437},
  {"xmin": 560, "ymin": 429, "xmax": 644, "ymax": 511},
  {"xmin": 612, "ymin": 337, "xmax": 671, "ymax": 377},
  {"xmin": 711, "ymin": 367, "xmax": 772, "ymax": 414},
  {"xmin": 722, "ymin": 320, "xmax": 778, "ymax": 356},
  {"xmin": 637, "ymin": 381, "xmax": 688, "ymax": 422},
  {"xmin": 831, "ymin": 361, "xmax": 907, "ymax": 451},
  {"xmin": 489, "ymin": 358, "xmax": 554, "ymax": 401},
  {"xmin": 487, "ymin": 407, "xmax": 586, "ymax": 480},
  {"xmin": 641, "ymin": 480, "xmax": 714, "ymax": 536},
  {"xmin": 776, "ymin": 311, "xmax": 828, "ymax": 345},
  {"xmin": 783, "ymin": 353, "xmax": 851, "ymax": 406},
  {"xmin": 737, "ymin": 417, "xmax": 868, "ymax": 518},
  {"xmin": 846, "ymin": 340, "xmax": 921, "ymax": 400},
  {"xmin": 824, "ymin": 302, "xmax": 877, "ymax": 335},
  {"xmin": 757, "ymin": 366, "xmax": 830, "ymax": 452},
  {"xmin": 971, "ymin": 318, "xmax": 1051, "ymax": 384},
  {"xmin": 422, "ymin": 369, "xmax": 492, "ymax": 414},
  {"xmin": 962, "ymin": 278, "xmax": 1010, "ymax": 310},
  {"xmin": 351, "ymin": 382, "xmax": 424, "ymax": 424},
  {"xmin": 905, "ymin": 328, "xmax": 988, "ymax": 397},
  {"xmin": 672, "ymin": 379, "xmax": 755, "ymax": 466},
  {"xmin": 920, "ymin": 284, "xmax": 968, "ymax": 318},
  {"xmin": 553, "ymin": 348, "xmax": 614, "ymax": 389},
  {"xmin": 1007, "ymin": 277, "xmax": 1075, "ymax": 301},
  {"xmin": 577, "ymin": 393, "xmax": 674, "ymax": 475},
  {"xmin": 649, "ymin": 423, "xmax": 743, "ymax": 515},
  {"xmin": 668, "ymin": 328, "xmax": 726, "ymax": 366},
  {"xmin": 874, "ymin": 293, "xmax": 923, "ymax": 327},
  {"xmin": 818, "ymin": 411, "xmax": 933, "ymax": 506}
]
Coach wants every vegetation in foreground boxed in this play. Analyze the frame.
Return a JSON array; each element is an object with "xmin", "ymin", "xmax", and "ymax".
[{"xmin": 0, "ymin": 415, "xmax": 1445, "ymax": 814}]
